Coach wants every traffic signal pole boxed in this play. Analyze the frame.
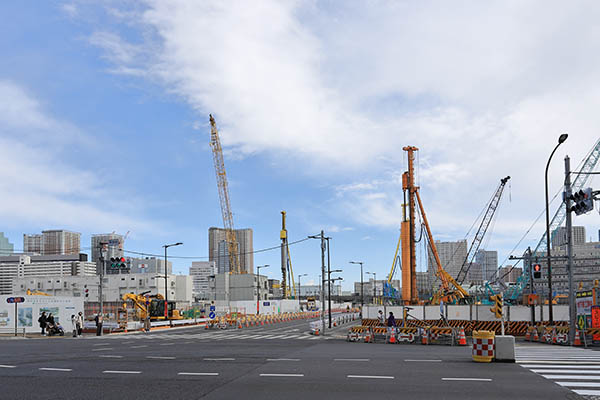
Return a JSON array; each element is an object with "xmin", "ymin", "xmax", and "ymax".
[{"xmin": 565, "ymin": 155, "xmax": 576, "ymax": 345}]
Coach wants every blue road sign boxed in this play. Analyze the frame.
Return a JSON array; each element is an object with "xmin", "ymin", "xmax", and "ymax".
[
  {"xmin": 6, "ymin": 297, "xmax": 25, "ymax": 304},
  {"xmin": 209, "ymin": 311, "xmax": 216, "ymax": 319},
  {"xmin": 210, "ymin": 305, "xmax": 215, "ymax": 312}
]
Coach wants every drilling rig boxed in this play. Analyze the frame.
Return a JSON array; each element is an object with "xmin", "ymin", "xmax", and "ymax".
[
  {"xmin": 280, "ymin": 211, "xmax": 296, "ymax": 298},
  {"xmin": 209, "ymin": 115, "xmax": 241, "ymax": 274}
]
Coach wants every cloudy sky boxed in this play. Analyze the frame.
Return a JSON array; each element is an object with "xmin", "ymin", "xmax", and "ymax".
[{"xmin": 1, "ymin": 1, "xmax": 600, "ymax": 290}]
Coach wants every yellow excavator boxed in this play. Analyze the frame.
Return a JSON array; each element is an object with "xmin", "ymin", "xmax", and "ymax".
[
  {"xmin": 121, "ymin": 291, "xmax": 184, "ymax": 321},
  {"xmin": 26, "ymin": 289, "xmax": 52, "ymax": 296}
]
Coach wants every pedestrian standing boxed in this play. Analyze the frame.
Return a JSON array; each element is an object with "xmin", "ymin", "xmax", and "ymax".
[
  {"xmin": 387, "ymin": 312, "xmax": 396, "ymax": 335},
  {"xmin": 144, "ymin": 316, "xmax": 151, "ymax": 333},
  {"xmin": 71, "ymin": 315, "xmax": 77, "ymax": 337},
  {"xmin": 76, "ymin": 312, "xmax": 84, "ymax": 337},
  {"xmin": 38, "ymin": 311, "xmax": 47, "ymax": 336},
  {"xmin": 94, "ymin": 314, "xmax": 103, "ymax": 336},
  {"xmin": 377, "ymin": 310, "xmax": 385, "ymax": 325}
]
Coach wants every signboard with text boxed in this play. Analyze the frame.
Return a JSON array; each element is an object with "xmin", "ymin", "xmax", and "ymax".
[{"xmin": 577, "ymin": 290, "xmax": 593, "ymax": 315}]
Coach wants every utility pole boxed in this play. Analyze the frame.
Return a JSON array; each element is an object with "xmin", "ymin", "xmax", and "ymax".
[
  {"xmin": 326, "ymin": 237, "xmax": 332, "ymax": 329},
  {"xmin": 320, "ymin": 231, "xmax": 326, "ymax": 338},
  {"xmin": 526, "ymin": 247, "xmax": 535, "ymax": 324},
  {"xmin": 565, "ymin": 155, "xmax": 576, "ymax": 344},
  {"xmin": 98, "ymin": 241, "xmax": 107, "ymax": 336},
  {"xmin": 280, "ymin": 211, "xmax": 288, "ymax": 299}
]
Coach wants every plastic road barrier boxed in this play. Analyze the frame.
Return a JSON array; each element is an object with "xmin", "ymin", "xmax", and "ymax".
[{"xmin": 472, "ymin": 330, "xmax": 495, "ymax": 363}]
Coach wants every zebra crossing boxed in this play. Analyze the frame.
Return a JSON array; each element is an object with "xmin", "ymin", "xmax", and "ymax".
[
  {"xmin": 517, "ymin": 344, "xmax": 600, "ymax": 397},
  {"xmin": 100, "ymin": 329, "xmax": 324, "ymax": 341}
]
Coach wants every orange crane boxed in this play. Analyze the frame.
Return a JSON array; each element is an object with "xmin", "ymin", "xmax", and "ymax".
[
  {"xmin": 400, "ymin": 146, "xmax": 468, "ymax": 304},
  {"xmin": 209, "ymin": 115, "xmax": 241, "ymax": 274}
]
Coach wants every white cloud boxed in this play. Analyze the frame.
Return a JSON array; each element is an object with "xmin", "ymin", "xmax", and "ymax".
[
  {"xmin": 87, "ymin": 1, "xmax": 600, "ymax": 253},
  {"xmin": 0, "ymin": 80, "xmax": 157, "ymax": 234}
]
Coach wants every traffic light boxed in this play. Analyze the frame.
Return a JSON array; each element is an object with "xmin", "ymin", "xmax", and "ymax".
[
  {"xmin": 110, "ymin": 257, "xmax": 118, "ymax": 269},
  {"xmin": 118, "ymin": 257, "xmax": 126, "ymax": 269},
  {"xmin": 84, "ymin": 284, "xmax": 89, "ymax": 298},
  {"xmin": 490, "ymin": 294, "xmax": 503, "ymax": 319},
  {"xmin": 569, "ymin": 188, "xmax": 594, "ymax": 215},
  {"xmin": 533, "ymin": 263, "xmax": 542, "ymax": 279}
]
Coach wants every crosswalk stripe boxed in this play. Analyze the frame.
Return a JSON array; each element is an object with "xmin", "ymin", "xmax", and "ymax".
[
  {"xmin": 556, "ymin": 382, "xmax": 600, "ymax": 387},
  {"xmin": 532, "ymin": 369, "xmax": 600, "ymax": 374},
  {"xmin": 573, "ymin": 390, "xmax": 600, "ymax": 396}
]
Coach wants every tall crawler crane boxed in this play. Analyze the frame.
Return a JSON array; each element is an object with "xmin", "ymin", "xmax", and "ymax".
[
  {"xmin": 280, "ymin": 211, "xmax": 296, "ymax": 298},
  {"xmin": 209, "ymin": 115, "xmax": 241, "ymax": 274}
]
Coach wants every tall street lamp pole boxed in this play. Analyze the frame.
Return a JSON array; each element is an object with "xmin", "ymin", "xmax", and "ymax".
[
  {"xmin": 545, "ymin": 133, "xmax": 568, "ymax": 324},
  {"xmin": 350, "ymin": 261, "xmax": 364, "ymax": 311},
  {"xmin": 257, "ymin": 264, "xmax": 269, "ymax": 315},
  {"xmin": 162, "ymin": 242, "xmax": 183, "ymax": 320},
  {"xmin": 327, "ymin": 269, "xmax": 342, "ymax": 328}
]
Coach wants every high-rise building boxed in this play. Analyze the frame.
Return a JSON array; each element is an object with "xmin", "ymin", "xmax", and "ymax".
[
  {"xmin": 208, "ymin": 227, "xmax": 253, "ymax": 274},
  {"xmin": 427, "ymin": 240, "xmax": 467, "ymax": 286},
  {"xmin": 498, "ymin": 265, "xmax": 522, "ymax": 284},
  {"xmin": 42, "ymin": 230, "xmax": 80, "ymax": 255},
  {"xmin": 23, "ymin": 234, "xmax": 43, "ymax": 254},
  {"xmin": 91, "ymin": 234, "xmax": 124, "ymax": 263},
  {"xmin": 552, "ymin": 226, "xmax": 585, "ymax": 248},
  {"xmin": 0, "ymin": 233, "xmax": 14, "ymax": 256},
  {"xmin": 189, "ymin": 261, "xmax": 216, "ymax": 300},
  {"xmin": 476, "ymin": 249, "xmax": 498, "ymax": 282}
]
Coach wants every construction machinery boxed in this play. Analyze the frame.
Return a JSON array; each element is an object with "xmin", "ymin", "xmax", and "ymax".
[
  {"xmin": 455, "ymin": 176, "xmax": 511, "ymax": 289},
  {"xmin": 121, "ymin": 291, "xmax": 183, "ymax": 321},
  {"xmin": 505, "ymin": 138, "xmax": 600, "ymax": 303},
  {"xmin": 280, "ymin": 211, "xmax": 296, "ymax": 298},
  {"xmin": 399, "ymin": 146, "xmax": 469, "ymax": 305},
  {"xmin": 209, "ymin": 114, "xmax": 241, "ymax": 274},
  {"xmin": 26, "ymin": 289, "xmax": 52, "ymax": 296}
]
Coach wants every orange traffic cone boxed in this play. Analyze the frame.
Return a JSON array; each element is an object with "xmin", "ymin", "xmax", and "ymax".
[
  {"xmin": 238, "ymin": 321, "xmax": 243, "ymax": 329},
  {"xmin": 389, "ymin": 331, "xmax": 396, "ymax": 344},
  {"xmin": 525, "ymin": 328, "xmax": 531, "ymax": 341},
  {"xmin": 421, "ymin": 330, "xmax": 429, "ymax": 345},
  {"xmin": 458, "ymin": 327, "xmax": 467, "ymax": 346},
  {"xmin": 574, "ymin": 329, "xmax": 582, "ymax": 346},
  {"xmin": 533, "ymin": 329, "xmax": 539, "ymax": 342},
  {"xmin": 314, "ymin": 329, "xmax": 320, "ymax": 336}
]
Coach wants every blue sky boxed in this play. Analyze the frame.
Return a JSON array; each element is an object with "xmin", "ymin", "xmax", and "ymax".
[{"xmin": 2, "ymin": 1, "xmax": 600, "ymax": 290}]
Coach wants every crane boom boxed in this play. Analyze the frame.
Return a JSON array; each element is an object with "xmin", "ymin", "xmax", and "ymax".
[
  {"xmin": 505, "ymin": 138, "xmax": 600, "ymax": 302},
  {"xmin": 209, "ymin": 115, "xmax": 241, "ymax": 274},
  {"xmin": 455, "ymin": 176, "xmax": 510, "ymax": 285}
]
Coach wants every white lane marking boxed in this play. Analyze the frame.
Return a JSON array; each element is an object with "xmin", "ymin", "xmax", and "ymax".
[
  {"xmin": 39, "ymin": 368, "xmax": 72, "ymax": 372},
  {"xmin": 204, "ymin": 358, "xmax": 235, "ymax": 361},
  {"xmin": 405, "ymin": 359, "xmax": 442, "ymax": 362},
  {"xmin": 284, "ymin": 335, "xmax": 300, "ymax": 339},
  {"xmin": 93, "ymin": 343, "xmax": 110, "ymax": 346},
  {"xmin": 521, "ymin": 364, "xmax": 600, "ymax": 368},
  {"xmin": 260, "ymin": 373, "xmax": 304, "ymax": 377},
  {"xmin": 308, "ymin": 336, "xmax": 320, "ymax": 340},
  {"xmin": 347, "ymin": 375, "xmax": 394, "ymax": 379},
  {"xmin": 335, "ymin": 359, "xmax": 370, "ymax": 362},
  {"xmin": 131, "ymin": 345, "xmax": 148, "ymax": 348},
  {"xmin": 178, "ymin": 372, "xmax": 219, "ymax": 376},
  {"xmin": 146, "ymin": 356, "xmax": 176, "ymax": 360},
  {"xmin": 574, "ymin": 390, "xmax": 600, "ymax": 396},
  {"xmin": 542, "ymin": 375, "xmax": 600, "ymax": 380},
  {"xmin": 92, "ymin": 348, "xmax": 114, "ymax": 351},
  {"xmin": 266, "ymin": 358, "xmax": 300, "ymax": 362},
  {"xmin": 557, "ymin": 382, "xmax": 600, "ymax": 387},
  {"xmin": 266, "ymin": 335, "xmax": 288, "ymax": 339},
  {"xmin": 160, "ymin": 343, "xmax": 175, "ymax": 346},
  {"xmin": 531, "ymin": 369, "xmax": 600, "ymax": 374},
  {"xmin": 442, "ymin": 378, "xmax": 492, "ymax": 382},
  {"xmin": 0, "ymin": 365, "xmax": 16, "ymax": 368},
  {"xmin": 252, "ymin": 335, "xmax": 275, "ymax": 339},
  {"xmin": 103, "ymin": 370, "xmax": 142, "ymax": 374},
  {"xmin": 99, "ymin": 355, "xmax": 123, "ymax": 359}
]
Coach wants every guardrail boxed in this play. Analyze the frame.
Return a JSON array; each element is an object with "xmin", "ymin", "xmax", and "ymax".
[{"xmin": 0, "ymin": 327, "xmax": 26, "ymax": 337}]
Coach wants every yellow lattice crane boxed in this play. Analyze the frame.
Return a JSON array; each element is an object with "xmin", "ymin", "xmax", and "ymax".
[
  {"xmin": 209, "ymin": 115, "xmax": 241, "ymax": 274},
  {"xmin": 280, "ymin": 211, "xmax": 296, "ymax": 298}
]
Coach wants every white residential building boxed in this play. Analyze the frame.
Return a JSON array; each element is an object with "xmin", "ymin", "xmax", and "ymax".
[{"xmin": 189, "ymin": 261, "xmax": 216, "ymax": 300}]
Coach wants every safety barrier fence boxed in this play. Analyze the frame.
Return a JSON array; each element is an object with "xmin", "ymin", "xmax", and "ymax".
[
  {"xmin": 524, "ymin": 324, "xmax": 600, "ymax": 347},
  {"xmin": 347, "ymin": 325, "xmax": 468, "ymax": 346},
  {"xmin": 360, "ymin": 319, "xmax": 560, "ymax": 336},
  {"xmin": 308, "ymin": 313, "xmax": 360, "ymax": 335}
]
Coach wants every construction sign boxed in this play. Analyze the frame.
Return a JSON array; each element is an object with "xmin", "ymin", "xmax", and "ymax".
[
  {"xmin": 577, "ymin": 314, "xmax": 587, "ymax": 330},
  {"xmin": 576, "ymin": 290, "xmax": 593, "ymax": 315},
  {"xmin": 592, "ymin": 306, "xmax": 600, "ymax": 341}
]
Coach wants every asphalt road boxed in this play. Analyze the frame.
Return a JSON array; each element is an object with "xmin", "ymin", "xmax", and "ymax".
[{"xmin": 0, "ymin": 317, "xmax": 577, "ymax": 400}]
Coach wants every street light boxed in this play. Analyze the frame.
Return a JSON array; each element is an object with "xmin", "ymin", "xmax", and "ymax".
[
  {"xmin": 162, "ymin": 242, "xmax": 183, "ymax": 320},
  {"xmin": 297, "ymin": 273, "xmax": 308, "ymax": 300},
  {"xmin": 349, "ymin": 261, "xmax": 364, "ymax": 311},
  {"xmin": 545, "ymin": 133, "xmax": 568, "ymax": 324},
  {"xmin": 366, "ymin": 271, "xmax": 377, "ymax": 304},
  {"xmin": 257, "ymin": 264, "xmax": 269, "ymax": 314}
]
